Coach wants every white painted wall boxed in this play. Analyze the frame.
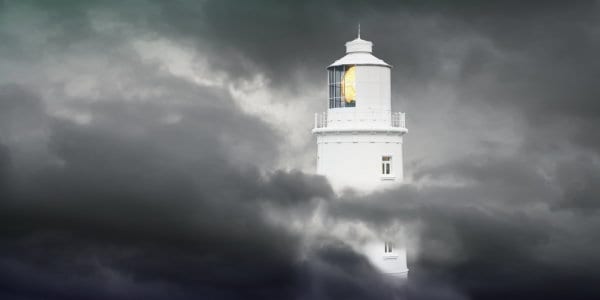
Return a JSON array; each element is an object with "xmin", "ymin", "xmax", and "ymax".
[
  {"xmin": 316, "ymin": 133, "xmax": 403, "ymax": 191},
  {"xmin": 355, "ymin": 66, "xmax": 391, "ymax": 113}
]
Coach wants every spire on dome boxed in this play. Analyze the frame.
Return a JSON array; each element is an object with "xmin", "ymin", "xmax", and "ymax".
[{"xmin": 345, "ymin": 25, "xmax": 372, "ymax": 53}]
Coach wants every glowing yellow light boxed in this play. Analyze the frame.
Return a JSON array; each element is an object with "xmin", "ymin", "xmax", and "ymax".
[{"xmin": 342, "ymin": 66, "xmax": 356, "ymax": 103}]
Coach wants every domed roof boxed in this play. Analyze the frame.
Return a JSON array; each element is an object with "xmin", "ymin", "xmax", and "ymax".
[{"xmin": 329, "ymin": 37, "xmax": 391, "ymax": 68}]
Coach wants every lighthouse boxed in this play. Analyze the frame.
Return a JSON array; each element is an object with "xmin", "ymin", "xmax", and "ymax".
[{"xmin": 312, "ymin": 30, "xmax": 409, "ymax": 278}]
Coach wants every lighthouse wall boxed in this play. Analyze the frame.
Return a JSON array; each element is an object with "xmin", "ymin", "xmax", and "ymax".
[
  {"xmin": 316, "ymin": 132, "xmax": 403, "ymax": 191},
  {"xmin": 355, "ymin": 65, "xmax": 391, "ymax": 113}
]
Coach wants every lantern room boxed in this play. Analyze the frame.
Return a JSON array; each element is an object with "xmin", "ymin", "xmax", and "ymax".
[{"xmin": 327, "ymin": 36, "xmax": 392, "ymax": 112}]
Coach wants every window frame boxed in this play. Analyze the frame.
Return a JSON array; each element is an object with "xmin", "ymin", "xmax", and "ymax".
[
  {"xmin": 381, "ymin": 155, "xmax": 392, "ymax": 175},
  {"xmin": 384, "ymin": 242, "xmax": 394, "ymax": 253}
]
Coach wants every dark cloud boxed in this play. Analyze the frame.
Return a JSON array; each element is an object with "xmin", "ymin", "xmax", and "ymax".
[
  {"xmin": 1, "ymin": 1, "xmax": 600, "ymax": 299},
  {"xmin": 331, "ymin": 153, "xmax": 600, "ymax": 299},
  {"xmin": 555, "ymin": 157, "xmax": 600, "ymax": 212},
  {"xmin": 0, "ymin": 84, "xmax": 340, "ymax": 299}
]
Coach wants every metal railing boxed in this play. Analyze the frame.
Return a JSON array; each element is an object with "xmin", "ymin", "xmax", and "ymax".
[
  {"xmin": 314, "ymin": 111, "xmax": 406, "ymax": 129},
  {"xmin": 391, "ymin": 112, "xmax": 406, "ymax": 128},
  {"xmin": 314, "ymin": 111, "xmax": 328, "ymax": 128}
]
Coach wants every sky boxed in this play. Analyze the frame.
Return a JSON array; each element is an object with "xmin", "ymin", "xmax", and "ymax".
[{"xmin": 1, "ymin": 0, "xmax": 600, "ymax": 299}]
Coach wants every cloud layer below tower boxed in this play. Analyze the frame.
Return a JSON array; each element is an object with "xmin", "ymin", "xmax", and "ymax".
[{"xmin": 1, "ymin": 1, "xmax": 600, "ymax": 299}]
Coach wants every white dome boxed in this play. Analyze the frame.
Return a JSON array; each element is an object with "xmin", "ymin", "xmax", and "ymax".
[
  {"xmin": 346, "ymin": 37, "xmax": 373, "ymax": 53},
  {"xmin": 329, "ymin": 37, "xmax": 391, "ymax": 68}
]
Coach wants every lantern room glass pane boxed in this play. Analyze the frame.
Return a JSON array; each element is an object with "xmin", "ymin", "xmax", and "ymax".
[{"xmin": 328, "ymin": 65, "xmax": 356, "ymax": 108}]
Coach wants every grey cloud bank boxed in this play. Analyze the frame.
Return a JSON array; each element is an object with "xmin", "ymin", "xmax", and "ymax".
[{"xmin": 1, "ymin": 1, "xmax": 600, "ymax": 299}]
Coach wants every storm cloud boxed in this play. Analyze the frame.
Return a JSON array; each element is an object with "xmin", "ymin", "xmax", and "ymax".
[{"xmin": 1, "ymin": 0, "xmax": 600, "ymax": 299}]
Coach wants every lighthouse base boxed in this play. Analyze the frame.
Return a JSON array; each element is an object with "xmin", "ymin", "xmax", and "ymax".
[{"xmin": 363, "ymin": 240, "xmax": 409, "ymax": 279}]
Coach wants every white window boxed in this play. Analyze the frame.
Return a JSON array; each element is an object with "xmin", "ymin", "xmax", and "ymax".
[{"xmin": 381, "ymin": 156, "xmax": 392, "ymax": 175}]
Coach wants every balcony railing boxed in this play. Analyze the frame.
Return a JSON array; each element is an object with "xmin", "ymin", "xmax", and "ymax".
[
  {"xmin": 315, "ymin": 111, "xmax": 328, "ymax": 128},
  {"xmin": 314, "ymin": 111, "xmax": 406, "ymax": 129},
  {"xmin": 391, "ymin": 112, "xmax": 406, "ymax": 128}
]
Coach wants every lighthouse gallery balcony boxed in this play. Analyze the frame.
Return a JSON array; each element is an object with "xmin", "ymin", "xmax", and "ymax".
[{"xmin": 313, "ymin": 110, "xmax": 407, "ymax": 133}]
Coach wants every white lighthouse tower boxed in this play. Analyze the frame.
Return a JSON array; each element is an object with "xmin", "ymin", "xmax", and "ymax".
[{"xmin": 312, "ymin": 29, "xmax": 409, "ymax": 278}]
